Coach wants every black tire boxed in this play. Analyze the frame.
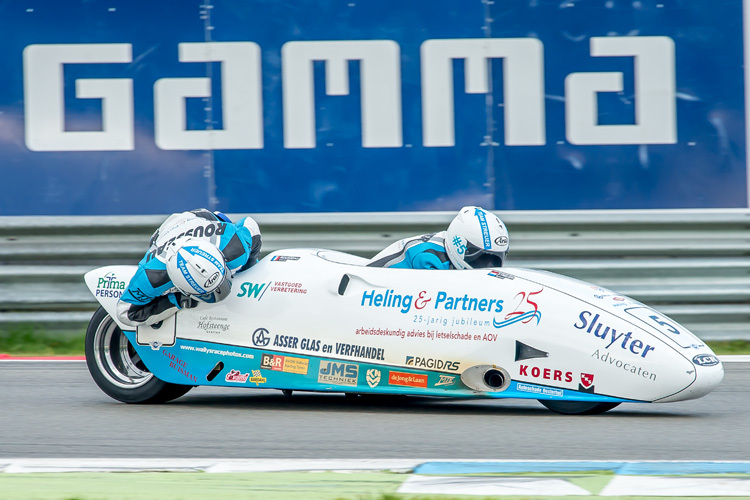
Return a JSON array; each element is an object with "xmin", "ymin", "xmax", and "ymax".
[
  {"xmin": 85, "ymin": 307, "xmax": 193, "ymax": 404},
  {"xmin": 538, "ymin": 400, "xmax": 620, "ymax": 415}
]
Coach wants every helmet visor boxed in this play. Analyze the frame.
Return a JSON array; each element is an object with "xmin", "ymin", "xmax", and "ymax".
[{"xmin": 464, "ymin": 241, "xmax": 506, "ymax": 268}]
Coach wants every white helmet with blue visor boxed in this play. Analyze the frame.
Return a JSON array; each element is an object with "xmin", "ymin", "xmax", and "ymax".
[
  {"xmin": 445, "ymin": 206, "xmax": 509, "ymax": 270},
  {"xmin": 165, "ymin": 237, "xmax": 232, "ymax": 302}
]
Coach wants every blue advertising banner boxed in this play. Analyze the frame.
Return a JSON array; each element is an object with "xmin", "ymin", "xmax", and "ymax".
[{"xmin": 0, "ymin": 0, "xmax": 747, "ymax": 215}]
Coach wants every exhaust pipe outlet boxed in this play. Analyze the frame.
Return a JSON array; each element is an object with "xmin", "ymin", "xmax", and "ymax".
[
  {"xmin": 483, "ymin": 369, "xmax": 505, "ymax": 389},
  {"xmin": 460, "ymin": 365, "xmax": 511, "ymax": 392}
]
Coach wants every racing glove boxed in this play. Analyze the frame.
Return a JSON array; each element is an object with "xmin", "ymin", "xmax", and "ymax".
[{"xmin": 173, "ymin": 292, "xmax": 199, "ymax": 310}]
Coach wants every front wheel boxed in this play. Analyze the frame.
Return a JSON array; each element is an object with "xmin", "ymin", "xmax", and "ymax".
[
  {"xmin": 538, "ymin": 400, "xmax": 620, "ymax": 415},
  {"xmin": 85, "ymin": 307, "xmax": 192, "ymax": 404}
]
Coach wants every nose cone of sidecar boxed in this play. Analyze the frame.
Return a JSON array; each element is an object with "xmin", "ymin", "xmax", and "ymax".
[{"xmin": 656, "ymin": 352, "xmax": 724, "ymax": 402}]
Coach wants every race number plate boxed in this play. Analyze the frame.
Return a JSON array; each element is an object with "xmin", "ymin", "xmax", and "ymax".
[{"xmin": 136, "ymin": 314, "xmax": 177, "ymax": 350}]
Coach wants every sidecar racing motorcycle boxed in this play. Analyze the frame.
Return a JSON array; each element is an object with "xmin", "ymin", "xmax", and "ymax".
[{"xmin": 84, "ymin": 248, "xmax": 724, "ymax": 415}]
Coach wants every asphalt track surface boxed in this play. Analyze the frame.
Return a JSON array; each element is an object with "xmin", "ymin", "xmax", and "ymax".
[{"xmin": 1, "ymin": 361, "xmax": 748, "ymax": 460}]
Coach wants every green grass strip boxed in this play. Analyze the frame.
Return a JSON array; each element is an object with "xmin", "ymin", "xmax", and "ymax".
[
  {"xmin": 0, "ymin": 324, "xmax": 84, "ymax": 356},
  {"xmin": 1, "ymin": 471, "xmax": 749, "ymax": 500}
]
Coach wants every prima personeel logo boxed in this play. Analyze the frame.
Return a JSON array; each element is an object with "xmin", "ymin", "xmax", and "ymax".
[{"xmin": 95, "ymin": 272, "xmax": 126, "ymax": 298}]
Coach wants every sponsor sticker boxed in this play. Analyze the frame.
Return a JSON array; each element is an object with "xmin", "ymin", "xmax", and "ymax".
[
  {"xmin": 162, "ymin": 349, "xmax": 197, "ymax": 382},
  {"xmin": 487, "ymin": 270, "xmax": 514, "ymax": 280},
  {"xmin": 270, "ymin": 255, "xmax": 301, "ymax": 262},
  {"xmin": 196, "ymin": 314, "xmax": 230, "ymax": 334},
  {"xmin": 405, "ymin": 355, "xmax": 459, "ymax": 371},
  {"xmin": 237, "ymin": 282, "xmax": 269, "ymax": 299},
  {"xmin": 388, "ymin": 371, "xmax": 428, "ymax": 388},
  {"xmin": 318, "ymin": 361, "xmax": 359, "ymax": 386},
  {"xmin": 366, "ymin": 369, "xmax": 381, "ymax": 388},
  {"xmin": 518, "ymin": 364, "xmax": 573, "ymax": 383},
  {"xmin": 95, "ymin": 272, "xmax": 127, "ymax": 299},
  {"xmin": 591, "ymin": 349, "xmax": 657, "ymax": 381},
  {"xmin": 273, "ymin": 334, "xmax": 321, "ymax": 352},
  {"xmin": 335, "ymin": 342, "xmax": 385, "ymax": 361},
  {"xmin": 693, "ymin": 354, "xmax": 720, "ymax": 367},
  {"xmin": 575, "ymin": 311, "xmax": 656, "ymax": 358},
  {"xmin": 434, "ymin": 374, "xmax": 456, "ymax": 387},
  {"xmin": 268, "ymin": 281, "xmax": 307, "ymax": 294},
  {"xmin": 516, "ymin": 383, "xmax": 563, "ymax": 398},
  {"xmin": 492, "ymin": 289, "xmax": 543, "ymax": 329},
  {"xmin": 225, "ymin": 369, "xmax": 249, "ymax": 383},
  {"xmin": 248, "ymin": 370, "xmax": 267, "ymax": 386},
  {"xmin": 260, "ymin": 353, "xmax": 309, "ymax": 375}
]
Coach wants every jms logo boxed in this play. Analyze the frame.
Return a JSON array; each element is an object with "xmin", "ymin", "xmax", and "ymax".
[{"xmin": 318, "ymin": 361, "xmax": 358, "ymax": 386}]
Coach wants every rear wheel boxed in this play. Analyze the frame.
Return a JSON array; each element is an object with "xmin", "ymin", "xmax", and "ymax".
[
  {"xmin": 85, "ymin": 307, "xmax": 192, "ymax": 404},
  {"xmin": 538, "ymin": 400, "xmax": 620, "ymax": 415}
]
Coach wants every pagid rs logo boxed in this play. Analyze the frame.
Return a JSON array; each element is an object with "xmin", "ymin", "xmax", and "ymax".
[
  {"xmin": 318, "ymin": 361, "xmax": 358, "ymax": 386},
  {"xmin": 405, "ymin": 356, "xmax": 459, "ymax": 371}
]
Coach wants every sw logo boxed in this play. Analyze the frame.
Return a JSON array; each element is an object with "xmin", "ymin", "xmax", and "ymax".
[
  {"xmin": 579, "ymin": 373, "xmax": 595, "ymax": 393},
  {"xmin": 318, "ymin": 361, "xmax": 359, "ymax": 386},
  {"xmin": 236, "ymin": 282, "xmax": 268, "ymax": 299}
]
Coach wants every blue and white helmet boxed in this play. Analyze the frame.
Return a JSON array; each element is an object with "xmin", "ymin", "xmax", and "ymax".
[
  {"xmin": 445, "ymin": 206, "xmax": 509, "ymax": 269},
  {"xmin": 165, "ymin": 237, "xmax": 231, "ymax": 300}
]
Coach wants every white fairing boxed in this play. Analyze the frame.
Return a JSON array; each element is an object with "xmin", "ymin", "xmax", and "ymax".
[
  {"xmin": 84, "ymin": 249, "xmax": 723, "ymax": 403},
  {"xmin": 506, "ymin": 268, "xmax": 723, "ymax": 402},
  {"xmin": 84, "ymin": 265, "xmax": 138, "ymax": 330}
]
